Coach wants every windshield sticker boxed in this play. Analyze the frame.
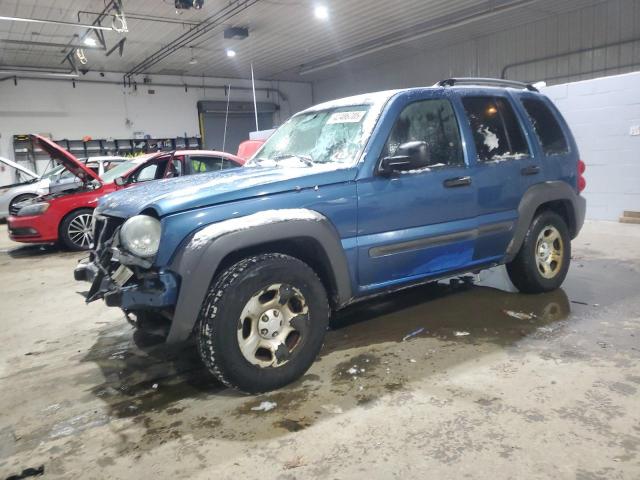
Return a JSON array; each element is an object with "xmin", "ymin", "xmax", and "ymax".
[{"xmin": 326, "ymin": 111, "xmax": 367, "ymax": 125}]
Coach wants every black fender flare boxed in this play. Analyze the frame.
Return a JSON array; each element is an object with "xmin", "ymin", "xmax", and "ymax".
[
  {"xmin": 505, "ymin": 181, "xmax": 586, "ymax": 262},
  {"xmin": 166, "ymin": 208, "xmax": 352, "ymax": 343}
]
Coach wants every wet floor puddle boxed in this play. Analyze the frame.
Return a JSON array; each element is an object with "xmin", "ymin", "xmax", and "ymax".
[{"xmin": 7, "ymin": 258, "xmax": 640, "ymax": 458}]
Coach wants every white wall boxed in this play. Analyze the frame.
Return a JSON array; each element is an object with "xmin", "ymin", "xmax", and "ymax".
[
  {"xmin": 0, "ymin": 71, "xmax": 312, "ymax": 169},
  {"xmin": 543, "ymin": 72, "xmax": 640, "ymax": 221}
]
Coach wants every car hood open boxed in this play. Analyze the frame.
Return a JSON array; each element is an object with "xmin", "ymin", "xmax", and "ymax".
[
  {"xmin": 96, "ymin": 164, "xmax": 357, "ymax": 218},
  {"xmin": 30, "ymin": 134, "xmax": 101, "ymax": 184}
]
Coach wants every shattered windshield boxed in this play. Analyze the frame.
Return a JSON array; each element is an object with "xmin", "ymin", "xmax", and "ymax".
[{"xmin": 248, "ymin": 105, "xmax": 372, "ymax": 167}]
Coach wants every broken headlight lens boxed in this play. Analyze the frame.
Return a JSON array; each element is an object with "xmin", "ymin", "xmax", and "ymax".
[
  {"xmin": 16, "ymin": 202, "xmax": 49, "ymax": 217},
  {"xmin": 119, "ymin": 215, "xmax": 161, "ymax": 258}
]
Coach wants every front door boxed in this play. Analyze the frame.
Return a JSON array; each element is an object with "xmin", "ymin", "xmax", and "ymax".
[{"xmin": 356, "ymin": 95, "xmax": 476, "ymax": 291}]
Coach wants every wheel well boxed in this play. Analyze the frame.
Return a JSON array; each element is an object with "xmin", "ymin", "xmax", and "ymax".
[
  {"xmin": 10, "ymin": 193, "xmax": 37, "ymax": 206},
  {"xmin": 59, "ymin": 207, "xmax": 94, "ymax": 236},
  {"xmin": 535, "ymin": 200, "xmax": 576, "ymax": 237},
  {"xmin": 216, "ymin": 237, "xmax": 340, "ymax": 309}
]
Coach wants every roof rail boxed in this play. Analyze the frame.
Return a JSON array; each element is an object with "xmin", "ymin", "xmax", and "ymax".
[{"xmin": 436, "ymin": 77, "xmax": 539, "ymax": 92}]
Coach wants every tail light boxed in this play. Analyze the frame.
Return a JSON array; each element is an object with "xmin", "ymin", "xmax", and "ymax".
[{"xmin": 577, "ymin": 159, "xmax": 586, "ymax": 193}]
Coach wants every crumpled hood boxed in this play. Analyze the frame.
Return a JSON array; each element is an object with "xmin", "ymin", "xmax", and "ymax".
[{"xmin": 96, "ymin": 165, "xmax": 357, "ymax": 218}]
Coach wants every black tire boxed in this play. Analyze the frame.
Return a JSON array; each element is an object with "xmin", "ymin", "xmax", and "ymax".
[
  {"xmin": 507, "ymin": 211, "xmax": 571, "ymax": 293},
  {"xmin": 9, "ymin": 193, "xmax": 37, "ymax": 214},
  {"xmin": 59, "ymin": 208, "xmax": 94, "ymax": 251},
  {"xmin": 197, "ymin": 253, "xmax": 330, "ymax": 393}
]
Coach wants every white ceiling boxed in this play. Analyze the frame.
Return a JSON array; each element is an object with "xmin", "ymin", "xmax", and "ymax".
[{"xmin": 0, "ymin": 0, "xmax": 608, "ymax": 81}]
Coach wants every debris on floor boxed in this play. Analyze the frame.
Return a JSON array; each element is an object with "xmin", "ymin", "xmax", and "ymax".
[
  {"xmin": 402, "ymin": 327, "xmax": 425, "ymax": 341},
  {"xmin": 502, "ymin": 309, "xmax": 535, "ymax": 320},
  {"xmin": 454, "ymin": 331, "xmax": 470, "ymax": 336},
  {"xmin": 250, "ymin": 401, "xmax": 277, "ymax": 412}
]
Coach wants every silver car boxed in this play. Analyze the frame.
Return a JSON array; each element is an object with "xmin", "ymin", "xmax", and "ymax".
[{"xmin": 0, "ymin": 156, "xmax": 126, "ymax": 218}]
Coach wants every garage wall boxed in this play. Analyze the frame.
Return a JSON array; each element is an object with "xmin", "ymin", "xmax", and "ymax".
[
  {"xmin": 312, "ymin": 0, "xmax": 640, "ymax": 102},
  {"xmin": 542, "ymin": 72, "xmax": 640, "ymax": 221},
  {"xmin": 0, "ymin": 72, "xmax": 312, "ymax": 163}
]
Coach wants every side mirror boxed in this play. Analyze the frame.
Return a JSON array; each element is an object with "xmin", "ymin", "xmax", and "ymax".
[
  {"xmin": 379, "ymin": 141, "xmax": 430, "ymax": 175},
  {"xmin": 114, "ymin": 176, "xmax": 127, "ymax": 187}
]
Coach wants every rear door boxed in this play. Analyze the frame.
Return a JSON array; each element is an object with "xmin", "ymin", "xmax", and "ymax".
[
  {"xmin": 356, "ymin": 93, "xmax": 477, "ymax": 291},
  {"xmin": 456, "ymin": 92, "xmax": 536, "ymax": 261}
]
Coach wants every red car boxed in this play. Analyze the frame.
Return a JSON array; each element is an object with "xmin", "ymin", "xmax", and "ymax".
[{"xmin": 8, "ymin": 135, "xmax": 245, "ymax": 250}]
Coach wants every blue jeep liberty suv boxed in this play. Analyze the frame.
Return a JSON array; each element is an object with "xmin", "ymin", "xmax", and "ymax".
[{"xmin": 75, "ymin": 78, "xmax": 586, "ymax": 392}]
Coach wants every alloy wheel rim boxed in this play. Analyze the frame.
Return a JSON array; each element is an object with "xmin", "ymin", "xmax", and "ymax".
[
  {"xmin": 68, "ymin": 214, "xmax": 94, "ymax": 248},
  {"xmin": 535, "ymin": 225, "xmax": 563, "ymax": 279},
  {"xmin": 237, "ymin": 283, "xmax": 308, "ymax": 368}
]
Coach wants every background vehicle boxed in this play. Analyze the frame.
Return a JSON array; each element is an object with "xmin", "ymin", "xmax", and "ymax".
[
  {"xmin": 0, "ymin": 155, "xmax": 126, "ymax": 219},
  {"xmin": 8, "ymin": 135, "xmax": 245, "ymax": 250},
  {"xmin": 76, "ymin": 79, "xmax": 586, "ymax": 393}
]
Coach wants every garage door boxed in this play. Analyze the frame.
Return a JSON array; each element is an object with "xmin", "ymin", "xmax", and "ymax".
[{"xmin": 198, "ymin": 101, "xmax": 277, "ymax": 154}]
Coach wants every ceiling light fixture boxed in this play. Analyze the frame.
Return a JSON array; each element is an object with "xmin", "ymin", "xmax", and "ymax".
[
  {"xmin": 314, "ymin": 5, "xmax": 329, "ymax": 20},
  {"xmin": 226, "ymin": 48, "xmax": 236, "ymax": 58},
  {"xmin": 83, "ymin": 37, "xmax": 97, "ymax": 47}
]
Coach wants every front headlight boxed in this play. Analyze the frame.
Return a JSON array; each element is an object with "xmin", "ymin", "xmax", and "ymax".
[
  {"xmin": 119, "ymin": 215, "xmax": 161, "ymax": 258},
  {"xmin": 17, "ymin": 202, "xmax": 49, "ymax": 217}
]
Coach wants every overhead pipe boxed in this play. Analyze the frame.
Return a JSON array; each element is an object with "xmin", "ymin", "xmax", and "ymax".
[
  {"xmin": 0, "ymin": 75, "xmax": 286, "ymax": 100},
  {"xmin": 77, "ymin": 10, "xmax": 199, "ymax": 26},
  {"xmin": 124, "ymin": 0, "xmax": 260, "ymax": 80},
  {"xmin": 0, "ymin": 15, "xmax": 113, "ymax": 31},
  {"xmin": 501, "ymin": 36, "xmax": 640, "ymax": 78},
  {"xmin": 1, "ymin": 39, "xmax": 106, "ymax": 51}
]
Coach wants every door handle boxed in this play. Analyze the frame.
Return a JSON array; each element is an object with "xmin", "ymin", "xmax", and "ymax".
[
  {"xmin": 443, "ymin": 176, "xmax": 472, "ymax": 188},
  {"xmin": 521, "ymin": 165, "xmax": 541, "ymax": 176}
]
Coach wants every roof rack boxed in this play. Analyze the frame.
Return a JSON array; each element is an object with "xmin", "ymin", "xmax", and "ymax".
[{"xmin": 436, "ymin": 77, "xmax": 539, "ymax": 92}]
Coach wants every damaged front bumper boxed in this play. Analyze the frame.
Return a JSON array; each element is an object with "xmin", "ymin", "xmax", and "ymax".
[{"xmin": 75, "ymin": 258, "xmax": 179, "ymax": 311}]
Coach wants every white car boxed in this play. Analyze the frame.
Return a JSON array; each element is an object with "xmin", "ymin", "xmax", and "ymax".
[{"xmin": 0, "ymin": 156, "xmax": 127, "ymax": 218}]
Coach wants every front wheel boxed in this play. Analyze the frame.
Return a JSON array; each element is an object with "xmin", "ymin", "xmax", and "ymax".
[
  {"xmin": 59, "ymin": 208, "xmax": 94, "ymax": 251},
  {"xmin": 507, "ymin": 211, "xmax": 571, "ymax": 293},
  {"xmin": 197, "ymin": 253, "xmax": 329, "ymax": 393}
]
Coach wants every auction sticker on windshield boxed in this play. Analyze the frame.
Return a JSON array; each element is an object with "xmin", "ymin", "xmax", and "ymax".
[{"xmin": 326, "ymin": 110, "xmax": 367, "ymax": 124}]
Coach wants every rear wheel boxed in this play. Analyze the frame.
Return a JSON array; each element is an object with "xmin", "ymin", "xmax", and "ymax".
[
  {"xmin": 197, "ymin": 253, "xmax": 329, "ymax": 393},
  {"xmin": 59, "ymin": 208, "xmax": 94, "ymax": 251},
  {"xmin": 507, "ymin": 211, "xmax": 571, "ymax": 293}
]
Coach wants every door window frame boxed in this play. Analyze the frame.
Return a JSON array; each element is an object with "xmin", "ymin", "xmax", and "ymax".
[
  {"xmin": 375, "ymin": 96, "xmax": 469, "ymax": 176},
  {"xmin": 453, "ymin": 90, "xmax": 538, "ymax": 165}
]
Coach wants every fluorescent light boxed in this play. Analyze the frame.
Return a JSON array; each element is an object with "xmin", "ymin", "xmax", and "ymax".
[
  {"xmin": 226, "ymin": 48, "xmax": 236, "ymax": 58},
  {"xmin": 189, "ymin": 57, "xmax": 198, "ymax": 65},
  {"xmin": 314, "ymin": 5, "xmax": 329, "ymax": 20},
  {"xmin": 83, "ymin": 37, "xmax": 97, "ymax": 47}
]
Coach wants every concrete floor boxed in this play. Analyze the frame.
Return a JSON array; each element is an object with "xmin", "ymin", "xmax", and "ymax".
[{"xmin": 0, "ymin": 220, "xmax": 639, "ymax": 479}]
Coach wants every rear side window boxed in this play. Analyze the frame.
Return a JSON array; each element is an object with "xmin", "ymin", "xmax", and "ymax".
[
  {"xmin": 521, "ymin": 98, "xmax": 569, "ymax": 155},
  {"xmin": 190, "ymin": 156, "xmax": 237, "ymax": 172},
  {"xmin": 462, "ymin": 96, "xmax": 530, "ymax": 162}
]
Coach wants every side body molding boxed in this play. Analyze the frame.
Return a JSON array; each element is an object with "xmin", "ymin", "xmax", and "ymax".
[
  {"xmin": 505, "ymin": 181, "xmax": 586, "ymax": 262},
  {"xmin": 166, "ymin": 209, "xmax": 353, "ymax": 343}
]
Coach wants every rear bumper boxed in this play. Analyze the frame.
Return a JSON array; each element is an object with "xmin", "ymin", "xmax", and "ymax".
[
  {"xmin": 573, "ymin": 194, "xmax": 587, "ymax": 238},
  {"xmin": 7, "ymin": 215, "xmax": 58, "ymax": 243}
]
